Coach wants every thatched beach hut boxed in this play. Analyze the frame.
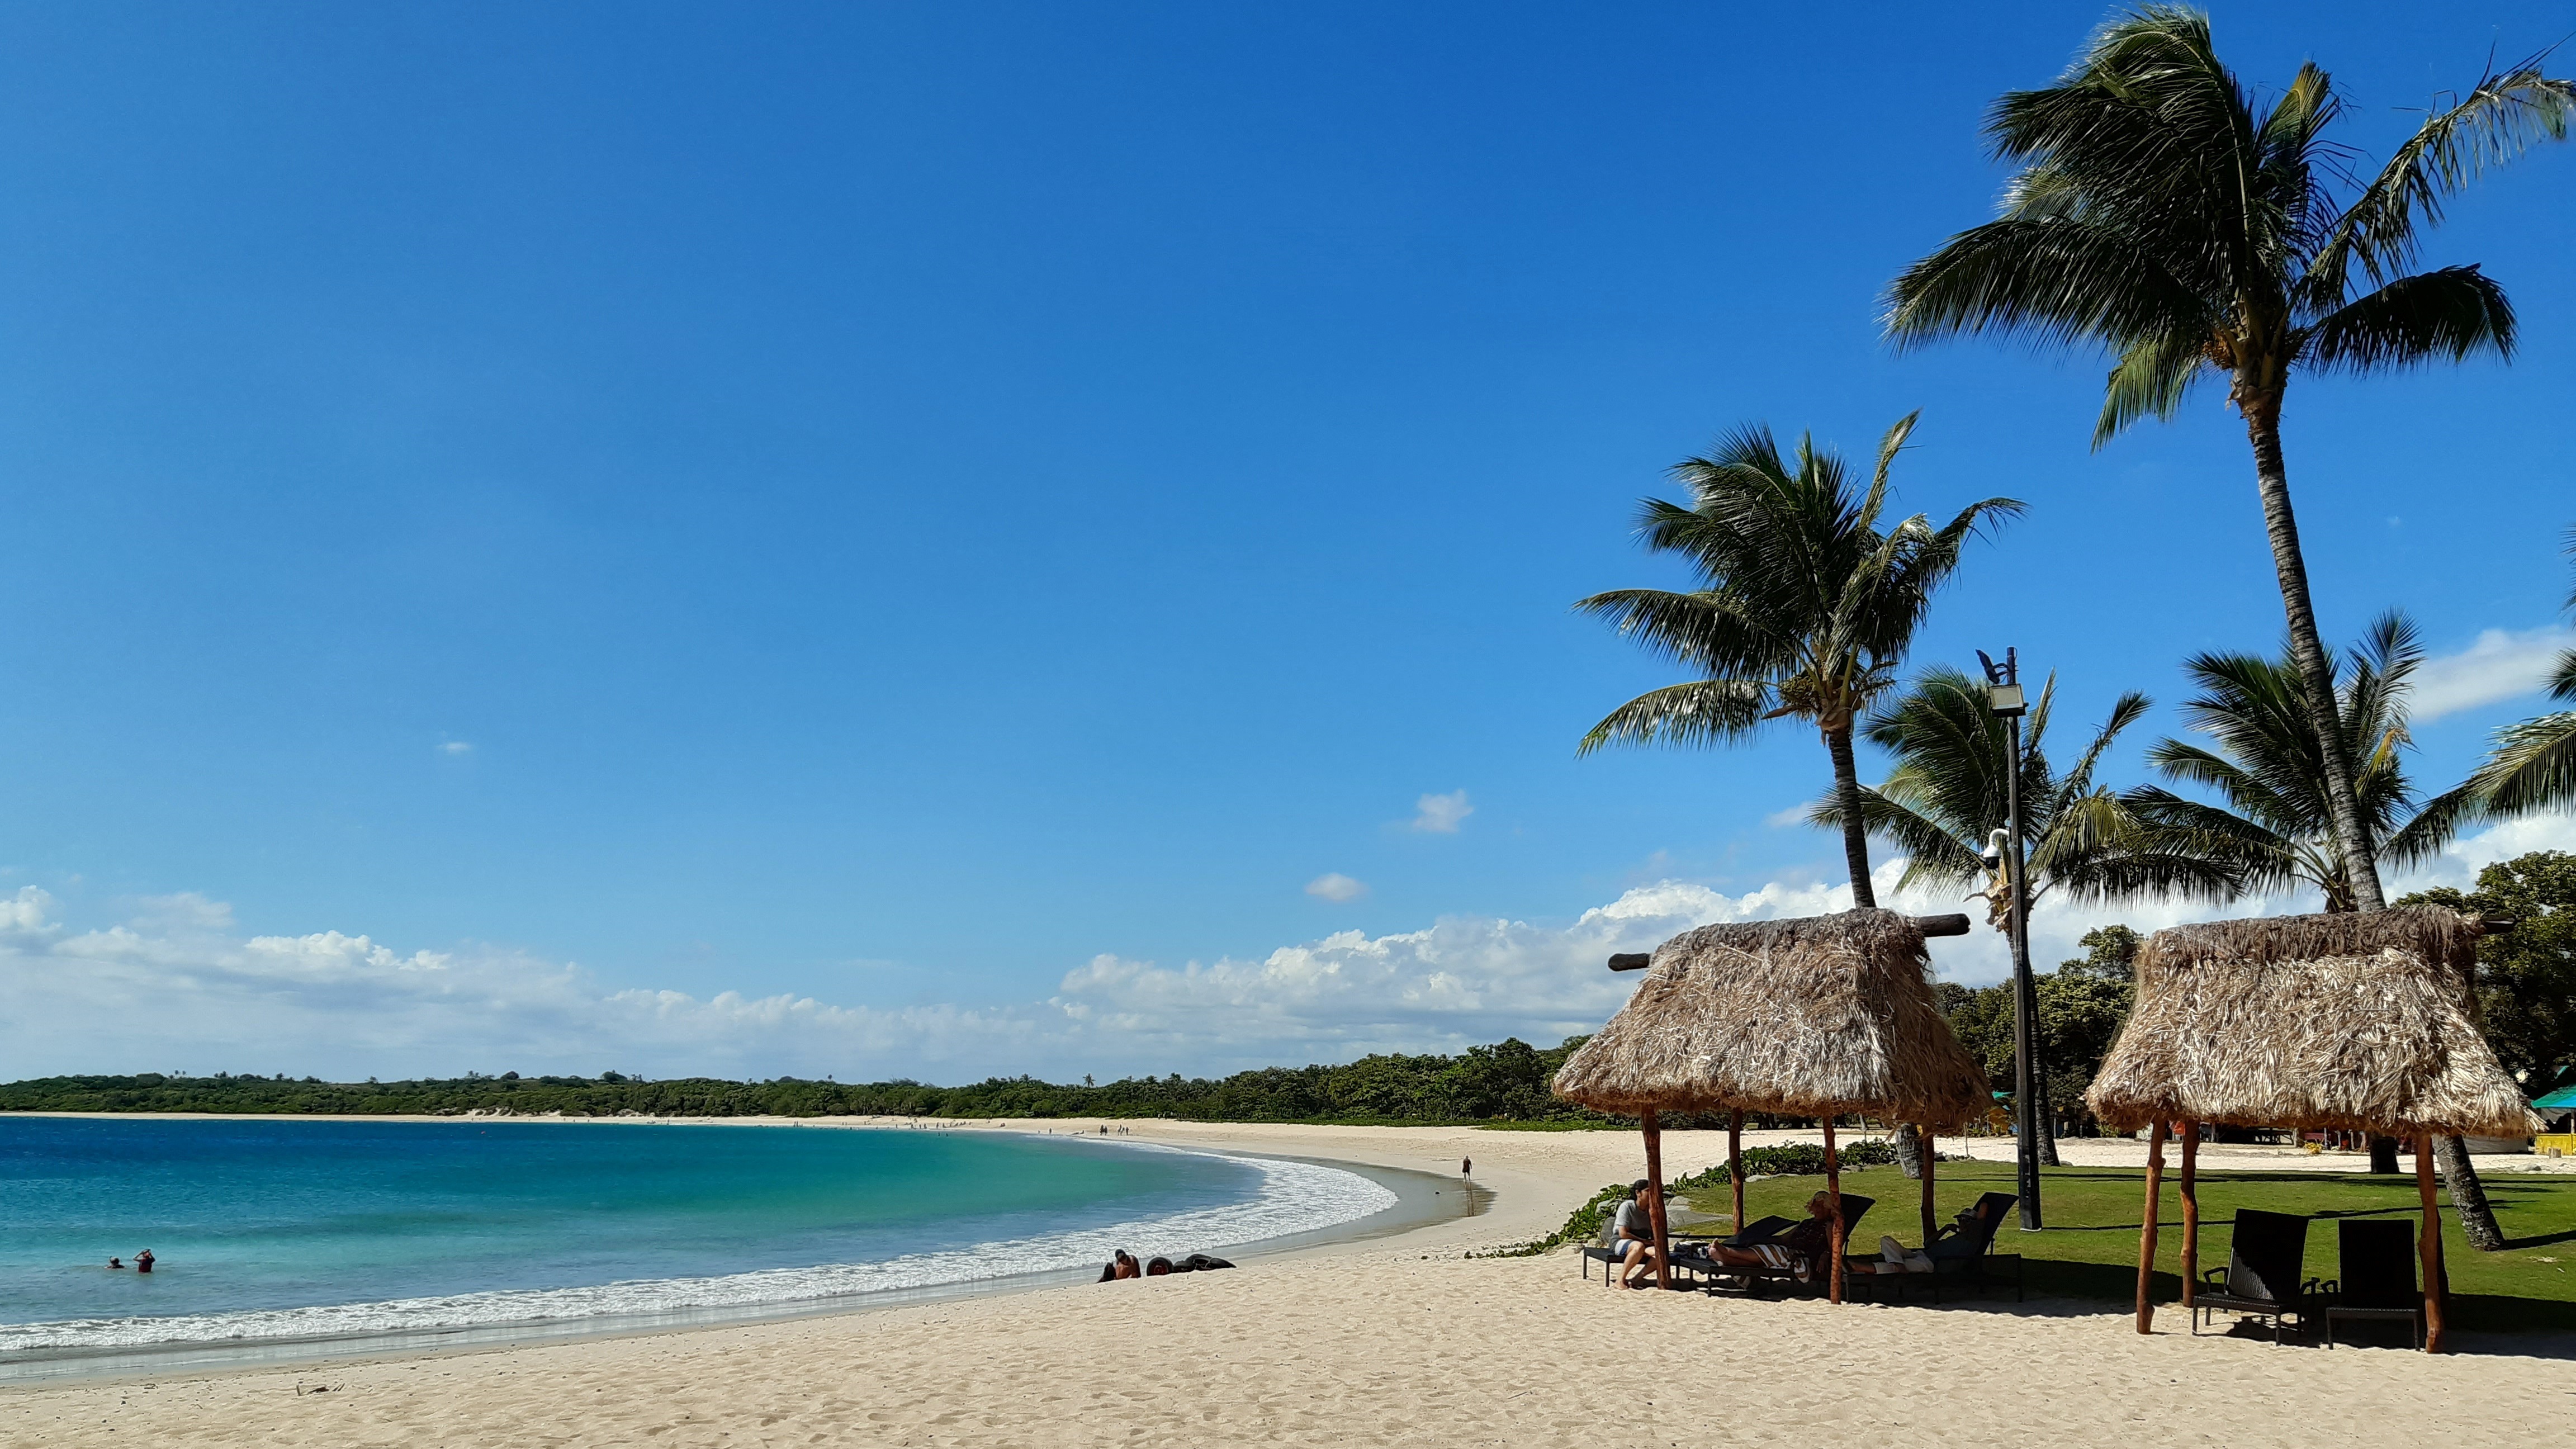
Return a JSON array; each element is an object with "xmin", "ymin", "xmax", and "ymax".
[
  {"xmin": 1554, "ymin": 907, "xmax": 1990, "ymax": 1301},
  {"xmin": 2085, "ymin": 906, "xmax": 2542, "ymax": 1352}
]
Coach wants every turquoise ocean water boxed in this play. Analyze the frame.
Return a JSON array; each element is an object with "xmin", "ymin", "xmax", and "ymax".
[{"xmin": 0, "ymin": 1117, "xmax": 1396, "ymax": 1358}]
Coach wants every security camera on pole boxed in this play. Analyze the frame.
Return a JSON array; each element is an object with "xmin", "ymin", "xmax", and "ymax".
[{"xmin": 1977, "ymin": 647, "xmax": 2043, "ymax": 1231}]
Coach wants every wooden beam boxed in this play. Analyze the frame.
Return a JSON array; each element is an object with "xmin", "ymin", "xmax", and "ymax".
[
  {"xmin": 1824, "ymin": 1116, "xmax": 1845, "ymax": 1305},
  {"xmin": 1605, "ymin": 912, "xmax": 1972, "ymax": 971},
  {"xmin": 1642, "ymin": 1108, "xmax": 1671, "ymax": 1291},
  {"xmin": 2418, "ymin": 1134, "xmax": 2447, "ymax": 1353},
  {"xmin": 2179, "ymin": 1123, "xmax": 2199, "ymax": 1313},
  {"xmin": 2135, "ymin": 1120, "xmax": 2167, "ymax": 1334}
]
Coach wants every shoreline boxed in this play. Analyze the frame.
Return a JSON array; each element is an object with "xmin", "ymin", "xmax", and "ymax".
[
  {"xmin": 11, "ymin": 1122, "xmax": 2576, "ymax": 1447},
  {"xmin": 0, "ymin": 1117, "xmax": 1485, "ymax": 1386}
]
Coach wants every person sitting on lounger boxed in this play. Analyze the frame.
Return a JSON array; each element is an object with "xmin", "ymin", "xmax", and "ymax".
[
  {"xmin": 1611, "ymin": 1179, "xmax": 1664, "ymax": 1288},
  {"xmin": 1700, "ymin": 1191, "xmax": 1838, "ymax": 1274}
]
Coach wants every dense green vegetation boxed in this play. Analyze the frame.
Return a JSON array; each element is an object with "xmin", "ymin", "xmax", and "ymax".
[
  {"xmin": 0, "ymin": 1036, "xmax": 1630, "ymax": 1124},
  {"xmin": 2401, "ymin": 851, "xmax": 2576, "ymax": 1095},
  {"xmin": 1679, "ymin": 1157, "xmax": 2576, "ymax": 1332}
]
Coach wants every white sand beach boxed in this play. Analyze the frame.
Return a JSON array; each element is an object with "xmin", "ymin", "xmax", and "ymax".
[{"xmin": 6, "ymin": 1120, "xmax": 2572, "ymax": 1448}]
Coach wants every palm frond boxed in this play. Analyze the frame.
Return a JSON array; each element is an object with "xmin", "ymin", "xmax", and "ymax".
[
  {"xmin": 2303, "ymin": 266, "xmax": 2515, "ymax": 373},
  {"xmin": 1883, "ymin": 216, "xmax": 2206, "ymax": 353},
  {"xmin": 2471, "ymin": 709, "xmax": 2576, "ymax": 816},
  {"xmin": 2382, "ymin": 781, "xmax": 2477, "ymax": 871},
  {"xmin": 1810, "ymin": 786, "xmax": 1983, "ymax": 894},
  {"xmin": 2312, "ymin": 60, "xmax": 2576, "ymax": 295},
  {"xmin": 1576, "ymin": 680, "xmax": 1769, "ymax": 756},
  {"xmin": 2094, "ymin": 330, "xmax": 2211, "ymax": 446}
]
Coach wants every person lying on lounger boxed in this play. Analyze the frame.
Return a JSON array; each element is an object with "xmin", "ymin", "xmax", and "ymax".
[{"xmin": 1697, "ymin": 1191, "xmax": 1838, "ymax": 1273}]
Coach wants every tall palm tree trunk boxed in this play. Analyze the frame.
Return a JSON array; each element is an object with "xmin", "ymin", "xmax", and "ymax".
[
  {"xmin": 2251, "ymin": 398, "xmax": 2504, "ymax": 1244},
  {"xmin": 1826, "ymin": 724, "xmax": 1877, "ymax": 908},
  {"xmin": 2434, "ymin": 1135, "xmax": 2506, "ymax": 1252},
  {"xmin": 2243, "ymin": 399, "xmax": 2385, "ymax": 912}
]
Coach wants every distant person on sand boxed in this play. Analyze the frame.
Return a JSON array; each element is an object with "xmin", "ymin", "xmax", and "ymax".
[
  {"xmin": 1461, "ymin": 1157, "xmax": 1471, "ymax": 1177},
  {"xmin": 135, "ymin": 1249, "xmax": 155, "ymax": 1273},
  {"xmin": 1611, "ymin": 1180, "xmax": 1662, "ymax": 1288},
  {"xmin": 1109, "ymin": 1249, "xmax": 1140, "ymax": 1281}
]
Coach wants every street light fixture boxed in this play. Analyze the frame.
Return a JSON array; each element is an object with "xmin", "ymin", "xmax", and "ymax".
[{"xmin": 1977, "ymin": 647, "xmax": 2044, "ymax": 1232}]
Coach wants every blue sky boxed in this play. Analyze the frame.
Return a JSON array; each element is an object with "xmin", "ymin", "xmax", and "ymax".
[{"xmin": 3, "ymin": 2, "xmax": 2573, "ymax": 1081}]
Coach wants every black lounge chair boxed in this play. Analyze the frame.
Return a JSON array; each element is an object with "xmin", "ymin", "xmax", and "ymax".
[
  {"xmin": 1581, "ymin": 1209, "xmax": 1787, "ymax": 1284},
  {"xmin": 2318, "ymin": 1219, "xmax": 2421, "ymax": 1349},
  {"xmin": 2194, "ymin": 1208, "xmax": 2315, "ymax": 1343},
  {"xmin": 1682, "ymin": 1195, "xmax": 1876, "ymax": 1296},
  {"xmin": 1852, "ymin": 1191, "xmax": 2023, "ymax": 1303}
]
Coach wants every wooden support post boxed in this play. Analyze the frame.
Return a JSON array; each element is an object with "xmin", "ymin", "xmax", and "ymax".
[
  {"xmin": 2179, "ymin": 1123, "xmax": 2199, "ymax": 1312},
  {"xmin": 1729, "ymin": 1109, "xmax": 1745, "ymax": 1239},
  {"xmin": 1920, "ymin": 1123, "xmax": 1937, "ymax": 1249},
  {"xmin": 2418, "ymin": 1133, "xmax": 2446, "ymax": 1353},
  {"xmin": 2135, "ymin": 1120, "xmax": 2167, "ymax": 1334},
  {"xmin": 1824, "ymin": 1116, "xmax": 1845, "ymax": 1305},
  {"xmin": 1642, "ymin": 1107, "xmax": 1670, "ymax": 1291}
]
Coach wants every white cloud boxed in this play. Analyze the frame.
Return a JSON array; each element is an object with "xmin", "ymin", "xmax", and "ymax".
[
  {"xmin": 0, "ymin": 886, "xmax": 56, "ymax": 937},
  {"xmin": 439, "ymin": 741, "xmax": 473, "ymax": 756},
  {"xmin": 2413, "ymin": 626, "xmax": 2575, "ymax": 721},
  {"xmin": 1764, "ymin": 803, "xmax": 1813, "ymax": 828},
  {"xmin": 13, "ymin": 815, "xmax": 2573, "ymax": 1086},
  {"xmin": 1304, "ymin": 873, "xmax": 1368, "ymax": 902},
  {"xmin": 0, "ymin": 872, "xmax": 1869, "ymax": 1084},
  {"xmin": 1409, "ymin": 789, "xmax": 1473, "ymax": 834}
]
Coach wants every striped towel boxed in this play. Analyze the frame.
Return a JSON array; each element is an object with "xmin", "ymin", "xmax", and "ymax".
[{"xmin": 1750, "ymin": 1243, "xmax": 1812, "ymax": 1281}]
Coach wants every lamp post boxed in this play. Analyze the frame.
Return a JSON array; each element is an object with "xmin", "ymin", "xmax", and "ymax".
[{"xmin": 1978, "ymin": 647, "xmax": 2043, "ymax": 1231}]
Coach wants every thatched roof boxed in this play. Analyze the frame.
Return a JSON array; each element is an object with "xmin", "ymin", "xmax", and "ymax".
[
  {"xmin": 2085, "ymin": 907, "xmax": 2543, "ymax": 1139},
  {"xmin": 1551, "ymin": 908, "xmax": 1991, "ymax": 1129}
]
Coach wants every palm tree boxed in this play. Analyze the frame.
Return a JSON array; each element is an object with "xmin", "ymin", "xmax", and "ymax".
[
  {"xmin": 2128, "ymin": 614, "xmax": 2474, "ymax": 911},
  {"xmin": 1818, "ymin": 666, "xmax": 2237, "ymax": 925},
  {"xmin": 1886, "ymin": 6, "xmax": 2572, "ymax": 914},
  {"xmin": 1819, "ymin": 666, "xmax": 2236, "ymax": 1171},
  {"xmin": 2472, "ymin": 527, "xmax": 2576, "ymax": 815},
  {"xmin": 2132, "ymin": 613, "xmax": 2507, "ymax": 1235},
  {"xmin": 1575, "ymin": 414, "xmax": 2019, "ymax": 907}
]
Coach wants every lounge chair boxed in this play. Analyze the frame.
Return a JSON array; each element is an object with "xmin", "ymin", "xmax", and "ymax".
[
  {"xmin": 1580, "ymin": 1211, "xmax": 1786, "ymax": 1285},
  {"xmin": 1683, "ymin": 1196, "xmax": 1876, "ymax": 1296},
  {"xmin": 2318, "ymin": 1218, "xmax": 2422, "ymax": 1349},
  {"xmin": 2193, "ymin": 1208, "xmax": 2315, "ymax": 1343},
  {"xmin": 1849, "ymin": 1191, "xmax": 2023, "ymax": 1303}
]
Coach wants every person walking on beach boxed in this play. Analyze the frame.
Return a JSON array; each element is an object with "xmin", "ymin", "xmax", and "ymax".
[{"xmin": 1460, "ymin": 1156, "xmax": 1471, "ymax": 1177}]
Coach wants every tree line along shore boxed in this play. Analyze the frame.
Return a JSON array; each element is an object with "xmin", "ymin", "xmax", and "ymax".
[{"xmin": 11, "ymin": 850, "xmax": 2564, "ymax": 1130}]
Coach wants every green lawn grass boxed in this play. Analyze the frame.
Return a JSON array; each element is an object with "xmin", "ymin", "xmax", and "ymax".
[{"xmin": 1678, "ymin": 1157, "xmax": 2576, "ymax": 1332}]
